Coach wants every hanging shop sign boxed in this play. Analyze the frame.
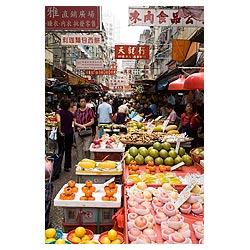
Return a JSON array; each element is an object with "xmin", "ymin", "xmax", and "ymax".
[
  {"xmin": 45, "ymin": 6, "xmax": 101, "ymax": 31},
  {"xmin": 128, "ymin": 7, "xmax": 204, "ymax": 27},
  {"xmin": 76, "ymin": 59, "xmax": 104, "ymax": 69},
  {"xmin": 84, "ymin": 70, "xmax": 116, "ymax": 75},
  {"xmin": 61, "ymin": 34, "xmax": 102, "ymax": 45},
  {"xmin": 115, "ymin": 45, "xmax": 149, "ymax": 59}
]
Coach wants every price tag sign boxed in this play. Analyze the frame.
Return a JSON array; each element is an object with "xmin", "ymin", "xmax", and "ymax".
[
  {"xmin": 162, "ymin": 119, "xmax": 169, "ymax": 132},
  {"xmin": 175, "ymin": 137, "xmax": 181, "ymax": 153},
  {"xmin": 147, "ymin": 124, "xmax": 155, "ymax": 134},
  {"xmin": 155, "ymin": 116, "xmax": 163, "ymax": 121},
  {"xmin": 174, "ymin": 179, "xmax": 197, "ymax": 209},
  {"xmin": 170, "ymin": 161, "xmax": 185, "ymax": 171}
]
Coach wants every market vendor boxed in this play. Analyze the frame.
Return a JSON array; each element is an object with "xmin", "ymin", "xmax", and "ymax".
[
  {"xmin": 140, "ymin": 103, "xmax": 153, "ymax": 121},
  {"xmin": 165, "ymin": 103, "xmax": 178, "ymax": 125}
]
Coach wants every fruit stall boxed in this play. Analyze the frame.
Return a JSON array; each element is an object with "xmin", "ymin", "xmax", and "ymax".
[{"xmin": 48, "ymin": 120, "xmax": 204, "ymax": 244}]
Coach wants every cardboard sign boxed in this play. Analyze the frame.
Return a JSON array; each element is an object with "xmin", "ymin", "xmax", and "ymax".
[
  {"xmin": 170, "ymin": 161, "xmax": 185, "ymax": 171},
  {"xmin": 162, "ymin": 119, "xmax": 169, "ymax": 132},
  {"xmin": 174, "ymin": 179, "xmax": 197, "ymax": 209}
]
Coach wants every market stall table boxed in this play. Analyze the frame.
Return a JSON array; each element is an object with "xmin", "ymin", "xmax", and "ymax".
[
  {"xmin": 75, "ymin": 161, "xmax": 124, "ymax": 183},
  {"xmin": 54, "ymin": 183, "xmax": 122, "ymax": 234}
]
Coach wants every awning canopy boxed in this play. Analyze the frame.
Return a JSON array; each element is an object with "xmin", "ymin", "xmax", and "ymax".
[{"xmin": 184, "ymin": 71, "xmax": 204, "ymax": 90}]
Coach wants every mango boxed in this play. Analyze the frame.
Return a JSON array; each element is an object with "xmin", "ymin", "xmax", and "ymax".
[{"xmin": 97, "ymin": 160, "xmax": 116, "ymax": 169}]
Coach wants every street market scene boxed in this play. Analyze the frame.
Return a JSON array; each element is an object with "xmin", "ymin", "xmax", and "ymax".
[{"xmin": 45, "ymin": 5, "xmax": 204, "ymax": 244}]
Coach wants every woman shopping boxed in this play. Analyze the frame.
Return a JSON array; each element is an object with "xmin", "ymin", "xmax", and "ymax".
[
  {"xmin": 74, "ymin": 95, "xmax": 95, "ymax": 161},
  {"xmin": 55, "ymin": 97, "xmax": 74, "ymax": 172}
]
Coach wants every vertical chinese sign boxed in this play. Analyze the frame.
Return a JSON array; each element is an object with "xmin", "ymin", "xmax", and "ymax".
[
  {"xmin": 114, "ymin": 45, "xmax": 150, "ymax": 59},
  {"xmin": 45, "ymin": 6, "xmax": 101, "ymax": 31}
]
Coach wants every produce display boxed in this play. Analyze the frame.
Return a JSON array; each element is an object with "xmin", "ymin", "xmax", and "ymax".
[
  {"xmin": 125, "ymin": 142, "xmax": 193, "ymax": 166},
  {"xmin": 54, "ymin": 182, "xmax": 122, "ymax": 207},
  {"xmin": 125, "ymin": 182, "xmax": 204, "ymax": 244},
  {"xmin": 77, "ymin": 158, "xmax": 118, "ymax": 170},
  {"xmin": 91, "ymin": 134, "xmax": 125, "ymax": 150},
  {"xmin": 45, "ymin": 112, "xmax": 57, "ymax": 127}
]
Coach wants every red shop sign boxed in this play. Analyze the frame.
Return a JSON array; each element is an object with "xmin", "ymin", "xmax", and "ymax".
[
  {"xmin": 115, "ymin": 45, "xmax": 150, "ymax": 59},
  {"xmin": 45, "ymin": 6, "xmax": 101, "ymax": 31}
]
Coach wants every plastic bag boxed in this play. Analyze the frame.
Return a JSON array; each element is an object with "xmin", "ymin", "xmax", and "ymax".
[{"xmin": 49, "ymin": 127, "xmax": 57, "ymax": 140}]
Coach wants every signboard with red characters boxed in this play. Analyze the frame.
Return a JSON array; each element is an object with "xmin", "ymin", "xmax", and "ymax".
[
  {"xmin": 45, "ymin": 6, "xmax": 101, "ymax": 31},
  {"xmin": 84, "ymin": 70, "xmax": 116, "ymax": 75},
  {"xmin": 115, "ymin": 45, "xmax": 150, "ymax": 59},
  {"xmin": 128, "ymin": 7, "xmax": 204, "ymax": 27}
]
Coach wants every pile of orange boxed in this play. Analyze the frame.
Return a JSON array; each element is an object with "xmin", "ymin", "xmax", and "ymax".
[
  {"xmin": 80, "ymin": 180, "xmax": 96, "ymax": 201},
  {"xmin": 128, "ymin": 160, "xmax": 140, "ymax": 175},
  {"xmin": 102, "ymin": 181, "xmax": 118, "ymax": 201}
]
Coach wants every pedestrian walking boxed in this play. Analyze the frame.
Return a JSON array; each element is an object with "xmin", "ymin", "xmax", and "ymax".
[
  {"xmin": 73, "ymin": 95, "xmax": 95, "ymax": 162},
  {"xmin": 97, "ymin": 96, "xmax": 113, "ymax": 138},
  {"xmin": 55, "ymin": 97, "xmax": 74, "ymax": 172}
]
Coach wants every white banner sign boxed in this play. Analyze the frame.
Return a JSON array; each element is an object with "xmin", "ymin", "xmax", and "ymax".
[
  {"xmin": 76, "ymin": 59, "xmax": 104, "ymax": 69},
  {"xmin": 128, "ymin": 8, "xmax": 204, "ymax": 27},
  {"xmin": 61, "ymin": 34, "xmax": 102, "ymax": 45}
]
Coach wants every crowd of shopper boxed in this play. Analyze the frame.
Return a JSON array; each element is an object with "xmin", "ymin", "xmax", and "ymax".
[{"xmin": 50, "ymin": 91, "xmax": 204, "ymax": 170}]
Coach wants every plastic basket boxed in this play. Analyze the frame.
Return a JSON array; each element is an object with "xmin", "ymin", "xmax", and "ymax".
[
  {"xmin": 66, "ymin": 228, "xmax": 94, "ymax": 244},
  {"xmin": 98, "ymin": 231, "xmax": 124, "ymax": 244},
  {"xmin": 190, "ymin": 147, "xmax": 204, "ymax": 163}
]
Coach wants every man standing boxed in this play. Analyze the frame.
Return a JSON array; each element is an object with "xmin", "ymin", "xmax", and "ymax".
[{"xmin": 97, "ymin": 96, "xmax": 113, "ymax": 138}]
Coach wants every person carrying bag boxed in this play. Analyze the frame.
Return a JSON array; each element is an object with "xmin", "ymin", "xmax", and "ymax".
[{"xmin": 74, "ymin": 95, "xmax": 95, "ymax": 161}]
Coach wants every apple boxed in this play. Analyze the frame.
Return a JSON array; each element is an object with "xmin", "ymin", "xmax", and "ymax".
[
  {"xmin": 128, "ymin": 213, "xmax": 138, "ymax": 221},
  {"xmin": 170, "ymin": 232, "xmax": 186, "ymax": 243},
  {"xmin": 129, "ymin": 227, "xmax": 141, "ymax": 236},
  {"xmin": 144, "ymin": 214, "xmax": 154, "ymax": 223},
  {"xmin": 154, "ymin": 201, "xmax": 164, "ymax": 207},
  {"xmin": 156, "ymin": 207, "xmax": 164, "ymax": 213},
  {"xmin": 166, "ymin": 203, "xmax": 175, "ymax": 211},
  {"xmin": 136, "ymin": 234, "xmax": 152, "ymax": 244},
  {"xmin": 147, "ymin": 222, "xmax": 154, "ymax": 229},
  {"xmin": 93, "ymin": 139, "xmax": 101, "ymax": 145},
  {"xmin": 179, "ymin": 202, "xmax": 191, "ymax": 214},
  {"xmin": 180, "ymin": 202, "xmax": 190, "ymax": 209},
  {"xmin": 135, "ymin": 192, "xmax": 144, "ymax": 199},
  {"xmin": 136, "ymin": 204, "xmax": 146, "ymax": 210},
  {"xmin": 163, "ymin": 202, "xmax": 177, "ymax": 216},
  {"xmin": 143, "ymin": 228, "xmax": 155, "ymax": 236},
  {"xmin": 170, "ymin": 191, "xmax": 179, "ymax": 200},
  {"xmin": 177, "ymin": 228, "xmax": 191, "ymax": 238},
  {"xmin": 134, "ymin": 216, "xmax": 148, "ymax": 229},
  {"xmin": 199, "ymin": 238, "xmax": 204, "ymax": 244},
  {"xmin": 169, "ymin": 216, "xmax": 181, "ymax": 222},
  {"xmin": 191, "ymin": 202, "xmax": 201, "ymax": 210},
  {"xmin": 194, "ymin": 226, "xmax": 204, "ymax": 240},
  {"xmin": 163, "ymin": 227, "xmax": 175, "ymax": 235},
  {"xmin": 155, "ymin": 212, "xmax": 167, "ymax": 219},
  {"xmin": 92, "ymin": 144, "xmax": 101, "ymax": 148},
  {"xmin": 106, "ymin": 144, "xmax": 112, "ymax": 148},
  {"xmin": 128, "ymin": 200, "xmax": 139, "ymax": 207}
]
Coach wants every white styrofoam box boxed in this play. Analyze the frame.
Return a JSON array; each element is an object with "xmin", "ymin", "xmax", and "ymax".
[
  {"xmin": 54, "ymin": 183, "xmax": 122, "ymax": 208},
  {"xmin": 89, "ymin": 143, "xmax": 125, "ymax": 152},
  {"xmin": 63, "ymin": 207, "xmax": 117, "ymax": 224}
]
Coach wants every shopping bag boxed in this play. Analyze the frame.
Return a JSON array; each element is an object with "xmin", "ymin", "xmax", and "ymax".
[{"xmin": 49, "ymin": 127, "xmax": 57, "ymax": 140}]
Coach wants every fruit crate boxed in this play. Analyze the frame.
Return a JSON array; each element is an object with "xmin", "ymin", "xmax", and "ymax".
[
  {"xmin": 92, "ymin": 152, "xmax": 123, "ymax": 161},
  {"xmin": 123, "ymin": 184, "xmax": 204, "ymax": 244},
  {"xmin": 63, "ymin": 207, "xmax": 118, "ymax": 225},
  {"xmin": 62, "ymin": 220, "xmax": 114, "ymax": 234}
]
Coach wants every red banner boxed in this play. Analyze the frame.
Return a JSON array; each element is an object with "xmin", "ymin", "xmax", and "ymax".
[
  {"xmin": 45, "ymin": 6, "xmax": 101, "ymax": 31},
  {"xmin": 115, "ymin": 45, "xmax": 150, "ymax": 59},
  {"xmin": 84, "ymin": 70, "xmax": 117, "ymax": 75}
]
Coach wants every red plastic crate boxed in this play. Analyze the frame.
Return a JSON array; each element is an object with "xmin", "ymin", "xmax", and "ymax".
[{"xmin": 62, "ymin": 220, "xmax": 114, "ymax": 234}]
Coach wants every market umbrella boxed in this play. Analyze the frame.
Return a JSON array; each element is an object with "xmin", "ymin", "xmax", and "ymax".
[
  {"xmin": 168, "ymin": 75, "xmax": 187, "ymax": 90},
  {"xmin": 183, "ymin": 71, "xmax": 204, "ymax": 90}
]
